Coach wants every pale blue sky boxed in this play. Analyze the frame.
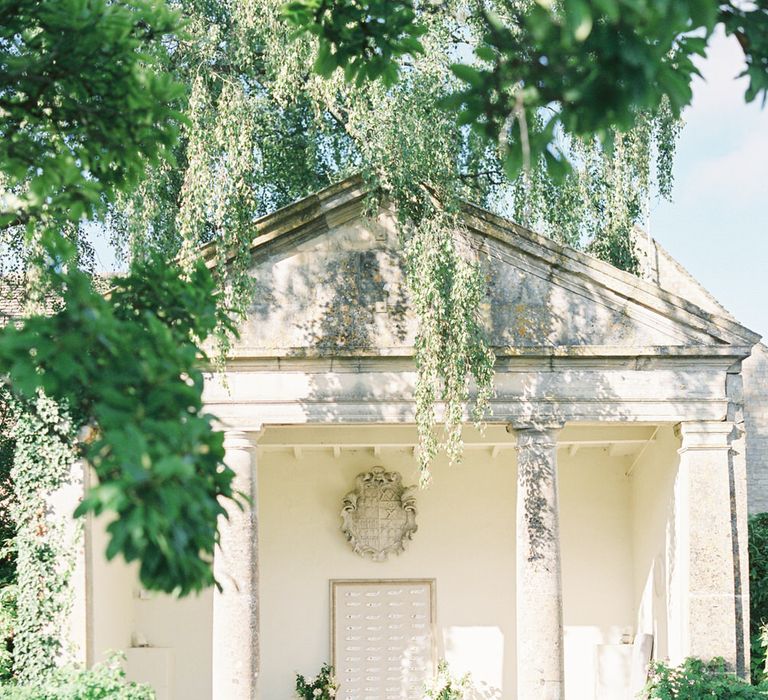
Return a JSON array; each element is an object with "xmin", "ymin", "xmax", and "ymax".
[{"xmin": 650, "ymin": 29, "xmax": 768, "ymax": 340}]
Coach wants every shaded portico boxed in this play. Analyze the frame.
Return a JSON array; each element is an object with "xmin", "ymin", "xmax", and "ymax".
[
  {"xmin": 201, "ymin": 178, "xmax": 757, "ymax": 699},
  {"xmin": 59, "ymin": 177, "xmax": 757, "ymax": 700},
  {"xmin": 207, "ymin": 414, "xmax": 748, "ymax": 699}
]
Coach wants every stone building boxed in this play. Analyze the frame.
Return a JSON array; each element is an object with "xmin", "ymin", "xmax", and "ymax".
[{"xmin": 66, "ymin": 177, "xmax": 765, "ymax": 699}]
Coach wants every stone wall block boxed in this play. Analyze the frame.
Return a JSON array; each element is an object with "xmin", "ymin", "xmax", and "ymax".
[
  {"xmin": 687, "ymin": 594, "xmax": 738, "ymax": 661},
  {"xmin": 674, "ymin": 421, "xmax": 740, "ymax": 671}
]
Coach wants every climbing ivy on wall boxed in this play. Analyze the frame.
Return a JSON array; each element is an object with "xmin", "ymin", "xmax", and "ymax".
[
  {"xmin": 0, "ymin": 393, "xmax": 15, "ymax": 589},
  {"xmin": 8, "ymin": 395, "xmax": 77, "ymax": 682},
  {"xmin": 750, "ymin": 513, "xmax": 768, "ymax": 684},
  {"xmin": 0, "ymin": 390, "xmax": 17, "ymax": 682}
]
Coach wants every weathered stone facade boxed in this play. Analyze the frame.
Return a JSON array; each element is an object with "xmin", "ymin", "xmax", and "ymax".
[
  {"xmin": 634, "ymin": 232, "xmax": 768, "ymax": 515},
  {"xmin": 59, "ymin": 177, "xmax": 764, "ymax": 699}
]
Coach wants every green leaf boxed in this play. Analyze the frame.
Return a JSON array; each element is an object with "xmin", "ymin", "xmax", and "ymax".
[
  {"xmin": 450, "ymin": 63, "xmax": 485, "ymax": 88},
  {"xmin": 544, "ymin": 148, "xmax": 571, "ymax": 183},
  {"xmin": 398, "ymin": 37, "xmax": 424, "ymax": 56},
  {"xmin": 682, "ymin": 36, "xmax": 708, "ymax": 58},
  {"xmin": 382, "ymin": 62, "xmax": 399, "ymax": 87},
  {"xmin": 592, "ymin": 0, "xmax": 619, "ymax": 23},
  {"xmin": 688, "ymin": 0, "xmax": 719, "ymax": 32},
  {"xmin": 475, "ymin": 45, "xmax": 496, "ymax": 63},
  {"xmin": 564, "ymin": 0, "xmax": 593, "ymax": 42},
  {"xmin": 313, "ymin": 41, "xmax": 337, "ymax": 77}
]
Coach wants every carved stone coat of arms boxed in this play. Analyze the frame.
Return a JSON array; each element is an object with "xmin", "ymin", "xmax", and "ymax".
[{"xmin": 341, "ymin": 467, "xmax": 417, "ymax": 561}]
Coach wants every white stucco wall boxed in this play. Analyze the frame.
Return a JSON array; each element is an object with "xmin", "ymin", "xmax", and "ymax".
[
  {"xmin": 131, "ymin": 589, "xmax": 212, "ymax": 700},
  {"xmin": 560, "ymin": 447, "xmax": 635, "ymax": 698},
  {"xmin": 259, "ymin": 443, "xmax": 518, "ymax": 699},
  {"xmin": 89, "ymin": 514, "xmax": 135, "ymax": 663},
  {"xmin": 629, "ymin": 425, "xmax": 680, "ymax": 663},
  {"xmin": 83, "ymin": 422, "xmax": 699, "ymax": 698},
  {"xmin": 258, "ymin": 426, "xmax": 644, "ymax": 699},
  {"xmin": 88, "ymin": 514, "xmax": 212, "ymax": 700}
]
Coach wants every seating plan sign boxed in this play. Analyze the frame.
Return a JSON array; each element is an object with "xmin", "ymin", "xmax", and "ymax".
[{"xmin": 331, "ymin": 579, "xmax": 436, "ymax": 700}]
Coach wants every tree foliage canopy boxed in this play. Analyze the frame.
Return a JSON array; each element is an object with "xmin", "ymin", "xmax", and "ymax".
[
  {"xmin": 0, "ymin": 0, "xmax": 237, "ymax": 596},
  {"xmin": 286, "ymin": 0, "xmax": 768, "ymax": 178},
  {"xmin": 0, "ymin": 240, "xmax": 237, "ymax": 594},
  {"xmin": 0, "ymin": 0, "xmax": 183, "ymax": 233}
]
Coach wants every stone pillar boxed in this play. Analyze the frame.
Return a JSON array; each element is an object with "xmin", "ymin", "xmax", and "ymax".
[
  {"xmin": 513, "ymin": 422, "xmax": 564, "ymax": 700},
  {"xmin": 671, "ymin": 421, "xmax": 739, "ymax": 669},
  {"xmin": 212, "ymin": 429, "xmax": 260, "ymax": 700}
]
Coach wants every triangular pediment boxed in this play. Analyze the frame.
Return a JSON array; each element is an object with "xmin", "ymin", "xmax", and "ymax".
[{"xmin": 217, "ymin": 177, "xmax": 759, "ymax": 359}]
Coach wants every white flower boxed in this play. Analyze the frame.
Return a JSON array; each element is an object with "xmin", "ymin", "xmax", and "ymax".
[{"xmin": 313, "ymin": 689, "xmax": 322, "ymax": 697}]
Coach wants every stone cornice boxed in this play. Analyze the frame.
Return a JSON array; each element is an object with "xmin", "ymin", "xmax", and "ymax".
[
  {"xmin": 675, "ymin": 420, "xmax": 736, "ymax": 452},
  {"xmin": 199, "ymin": 174, "xmax": 367, "ymax": 268},
  {"xmin": 213, "ymin": 344, "xmax": 754, "ymax": 364}
]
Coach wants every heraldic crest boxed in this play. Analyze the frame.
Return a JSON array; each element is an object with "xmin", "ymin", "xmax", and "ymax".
[{"xmin": 341, "ymin": 466, "xmax": 417, "ymax": 561}]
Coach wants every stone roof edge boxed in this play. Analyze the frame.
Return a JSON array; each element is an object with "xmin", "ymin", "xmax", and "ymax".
[
  {"xmin": 633, "ymin": 227, "xmax": 734, "ymax": 318},
  {"xmin": 461, "ymin": 203, "xmax": 761, "ymax": 348},
  {"xmin": 198, "ymin": 174, "xmax": 367, "ymax": 266},
  {"xmin": 219, "ymin": 344, "xmax": 752, "ymax": 361},
  {"xmin": 202, "ymin": 174, "xmax": 761, "ymax": 351},
  {"xmin": 645, "ymin": 234, "xmax": 768, "ymax": 357}
]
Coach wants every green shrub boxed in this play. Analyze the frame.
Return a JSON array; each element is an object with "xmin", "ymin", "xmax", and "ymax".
[
  {"xmin": 295, "ymin": 662, "xmax": 338, "ymax": 699},
  {"xmin": 423, "ymin": 660, "xmax": 473, "ymax": 699},
  {"xmin": 750, "ymin": 513, "xmax": 768, "ymax": 684},
  {"xmin": 645, "ymin": 657, "xmax": 768, "ymax": 699},
  {"xmin": 0, "ymin": 656, "xmax": 154, "ymax": 699},
  {"xmin": 0, "ymin": 586, "xmax": 15, "ymax": 682}
]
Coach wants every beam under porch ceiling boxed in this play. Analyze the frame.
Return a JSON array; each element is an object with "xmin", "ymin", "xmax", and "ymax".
[{"xmin": 257, "ymin": 423, "xmax": 661, "ymax": 459}]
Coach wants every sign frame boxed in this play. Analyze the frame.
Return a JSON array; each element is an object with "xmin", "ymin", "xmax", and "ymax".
[{"xmin": 330, "ymin": 578, "xmax": 437, "ymax": 699}]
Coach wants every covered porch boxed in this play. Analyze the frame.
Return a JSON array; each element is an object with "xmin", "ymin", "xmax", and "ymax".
[
  {"xmin": 85, "ymin": 342, "xmax": 751, "ymax": 700},
  {"xmin": 198, "ymin": 327, "xmax": 749, "ymax": 698},
  {"xmin": 84, "ymin": 180, "xmax": 757, "ymax": 698}
]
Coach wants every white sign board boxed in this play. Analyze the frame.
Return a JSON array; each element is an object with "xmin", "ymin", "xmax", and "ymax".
[{"xmin": 331, "ymin": 579, "xmax": 436, "ymax": 700}]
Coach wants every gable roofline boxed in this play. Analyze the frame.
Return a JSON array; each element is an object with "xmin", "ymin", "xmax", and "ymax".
[
  {"xmin": 202, "ymin": 174, "xmax": 761, "ymax": 351},
  {"xmin": 199, "ymin": 174, "xmax": 369, "ymax": 267},
  {"xmin": 459, "ymin": 203, "xmax": 761, "ymax": 348}
]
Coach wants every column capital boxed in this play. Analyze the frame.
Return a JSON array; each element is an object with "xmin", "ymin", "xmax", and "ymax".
[
  {"xmin": 675, "ymin": 421, "xmax": 735, "ymax": 453},
  {"xmin": 507, "ymin": 419, "xmax": 564, "ymax": 446},
  {"xmin": 223, "ymin": 427, "xmax": 262, "ymax": 451}
]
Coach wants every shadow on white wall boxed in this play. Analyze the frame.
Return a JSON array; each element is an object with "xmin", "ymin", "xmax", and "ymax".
[{"xmin": 442, "ymin": 626, "xmax": 503, "ymax": 699}]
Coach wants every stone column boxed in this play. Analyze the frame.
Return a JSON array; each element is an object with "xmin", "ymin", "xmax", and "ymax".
[
  {"xmin": 212, "ymin": 429, "xmax": 260, "ymax": 700},
  {"xmin": 513, "ymin": 422, "xmax": 564, "ymax": 700},
  {"xmin": 671, "ymin": 421, "xmax": 740, "ymax": 669}
]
